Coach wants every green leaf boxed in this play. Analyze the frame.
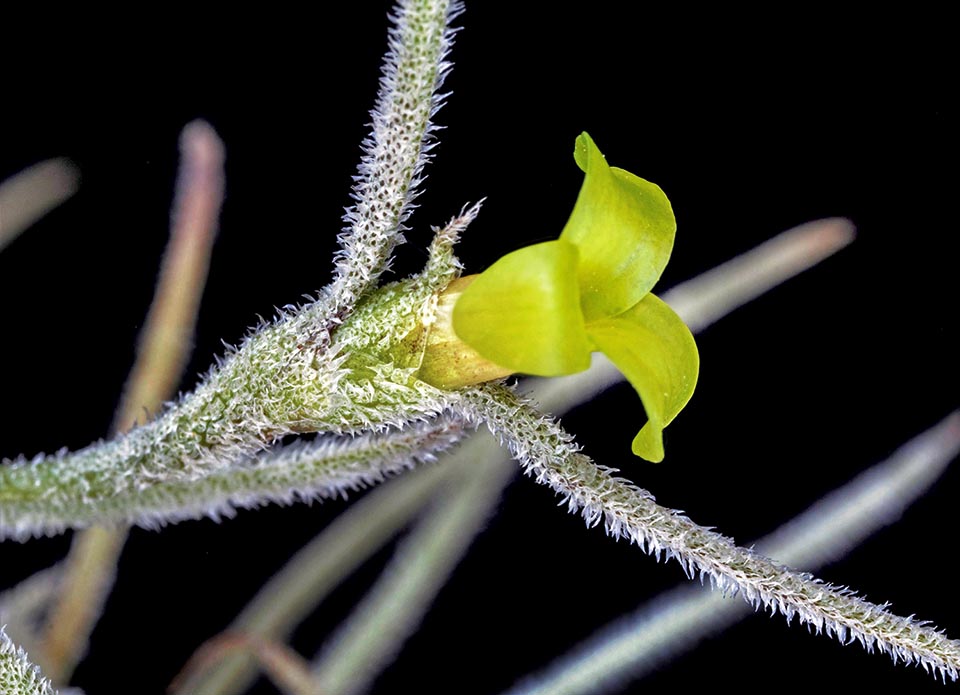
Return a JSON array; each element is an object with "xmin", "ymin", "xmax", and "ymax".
[
  {"xmin": 586, "ymin": 293, "xmax": 699, "ymax": 461},
  {"xmin": 452, "ymin": 240, "xmax": 592, "ymax": 376},
  {"xmin": 562, "ymin": 132, "xmax": 676, "ymax": 322}
]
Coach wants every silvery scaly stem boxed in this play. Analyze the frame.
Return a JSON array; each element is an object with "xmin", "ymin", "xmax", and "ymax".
[
  {"xmin": 0, "ymin": 241, "xmax": 466, "ymax": 539},
  {"xmin": 329, "ymin": 0, "xmax": 461, "ymax": 321},
  {"xmin": 1, "ymin": 413, "xmax": 465, "ymax": 537},
  {"xmin": 507, "ymin": 411, "xmax": 960, "ymax": 695},
  {"xmin": 458, "ymin": 384, "xmax": 960, "ymax": 682}
]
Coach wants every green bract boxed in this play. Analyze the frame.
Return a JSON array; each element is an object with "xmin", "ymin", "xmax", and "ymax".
[{"xmin": 452, "ymin": 132, "xmax": 698, "ymax": 462}]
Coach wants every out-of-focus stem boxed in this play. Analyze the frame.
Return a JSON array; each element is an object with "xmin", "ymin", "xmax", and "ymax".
[
  {"xmin": 171, "ymin": 633, "xmax": 317, "ymax": 695},
  {"xmin": 39, "ymin": 121, "xmax": 225, "ymax": 684},
  {"xmin": 115, "ymin": 120, "xmax": 226, "ymax": 433},
  {"xmin": 0, "ymin": 158, "xmax": 79, "ymax": 253},
  {"xmin": 311, "ymin": 437, "xmax": 513, "ymax": 695},
  {"xmin": 664, "ymin": 217, "xmax": 855, "ymax": 333},
  {"xmin": 172, "ymin": 462, "xmax": 453, "ymax": 695},
  {"xmin": 0, "ymin": 565, "xmax": 62, "ymax": 664},
  {"xmin": 37, "ymin": 527, "xmax": 127, "ymax": 682}
]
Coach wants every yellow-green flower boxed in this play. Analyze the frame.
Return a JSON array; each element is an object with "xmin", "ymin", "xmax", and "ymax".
[{"xmin": 421, "ymin": 133, "xmax": 698, "ymax": 462}]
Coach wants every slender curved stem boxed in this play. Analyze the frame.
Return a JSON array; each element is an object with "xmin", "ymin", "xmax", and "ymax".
[
  {"xmin": 507, "ymin": 410, "xmax": 960, "ymax": 695},
  {"xmin": 460, "ymin": 384, "xmax": 960, "ymax": 682}
]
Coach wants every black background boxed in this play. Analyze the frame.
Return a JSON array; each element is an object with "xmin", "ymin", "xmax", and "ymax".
[{"xmin": 1, "ymin": 4, "xmax": 957, "ymax": 693}]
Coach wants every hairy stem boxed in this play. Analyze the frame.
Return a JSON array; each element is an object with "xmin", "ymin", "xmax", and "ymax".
[
  {"xmin": 460, "ymin": 384, "xmax": 960, "ymax": 682},
  {"xmin": 507, "ymin": 410, "xmax": 960, "ymax": 694},
  {"xmin": 330, "ymin": 0, "xmax": 461, "ymax": 317},
  {"xmin": 0, "ymin": 271, "xmax": 458, "ymax": 540},
  {"xmin": 0, "ymin": 627, "xmax": 55, "ymax": 695}
]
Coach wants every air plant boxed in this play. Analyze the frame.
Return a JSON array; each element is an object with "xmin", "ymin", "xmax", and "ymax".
[{"xmin": 1, "ymin": 2, "xmax": 956, "ymax": 694}]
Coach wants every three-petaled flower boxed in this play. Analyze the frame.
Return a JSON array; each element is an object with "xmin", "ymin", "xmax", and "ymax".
[{"xmin": 419, "ymin": 133, "xmax": 698, "ymax": 462}]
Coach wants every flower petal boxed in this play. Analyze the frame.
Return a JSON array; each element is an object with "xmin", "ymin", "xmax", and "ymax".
[
  {"xmin": 452, "ymin": 240, "xmax": 592, "ymax": 376},
  {"xmin": 587, "ymin": 293, "xmax": 699, "ymax": 461},
  {"xmin": 561, "ymin": 132, "xmax": 676, "ymax": 322}
]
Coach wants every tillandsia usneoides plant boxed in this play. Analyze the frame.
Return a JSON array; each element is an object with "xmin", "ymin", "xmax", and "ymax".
[{"xmin": 1, "ymin": 1, "xmax": 957, "ymax": 693}]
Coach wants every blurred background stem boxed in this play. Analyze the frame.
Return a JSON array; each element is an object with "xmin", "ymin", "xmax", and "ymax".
[{"xmin": 37, "ymin": 121, "xmax": 225, "ymax": 684}]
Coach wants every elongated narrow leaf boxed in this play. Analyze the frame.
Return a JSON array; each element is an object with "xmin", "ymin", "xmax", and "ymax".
[
  {"xmin": 453, "ymin": 240, "xmax": 592, "ymax": 376},
  {"xmin": 562, "ymin": 132, "xmax": 676, "ymax": 322},
  {"xmin": 587, "ymin": 294, "xmax": 698, "ymax": 461}
]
